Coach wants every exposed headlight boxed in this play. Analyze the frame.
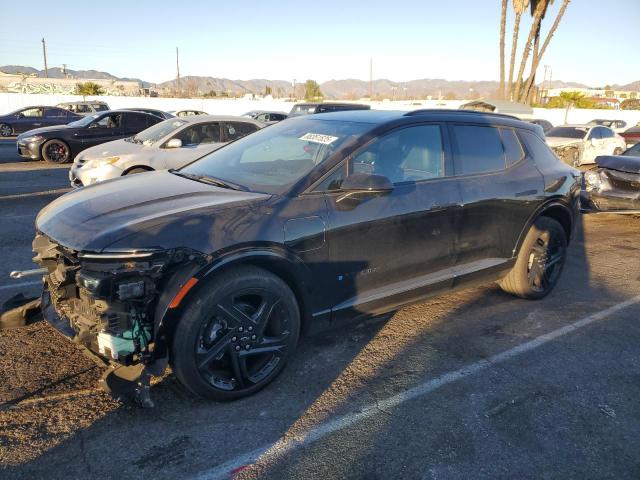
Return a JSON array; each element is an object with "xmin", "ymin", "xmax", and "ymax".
[
  {"xmin": 584, "ymin": 171, "xmax": 602, "ymax": 191},
  {"xmin": 21, "ymin": 135, "xmax": 44, "ymax": 143}
]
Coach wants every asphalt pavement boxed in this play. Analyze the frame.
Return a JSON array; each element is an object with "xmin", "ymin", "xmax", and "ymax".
[{"xmin": 0, "ymin": 137, "xmax": 639, "ymax": 480}]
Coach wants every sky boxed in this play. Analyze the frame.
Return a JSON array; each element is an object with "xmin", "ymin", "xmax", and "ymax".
[{"xmin": 0, "ymin": 0, "xmax": 638, "ymax": 86}]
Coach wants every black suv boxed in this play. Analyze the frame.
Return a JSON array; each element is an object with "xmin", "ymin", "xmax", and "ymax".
[{"xmin": 32, "ymin": 110, "xmax": 580, "ymax": 402}]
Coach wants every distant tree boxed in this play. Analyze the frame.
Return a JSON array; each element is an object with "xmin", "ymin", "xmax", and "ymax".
[
  {"xmin": 75, "ymin": 82, "xmax": 104, "ymax": 98},
  {"xmin": 304, "ymin": 80, "xmax": 323, "ymax": 101},
  {"xmin": 264, "ymin": 86, "xmax": 272, "ymax": 96}
]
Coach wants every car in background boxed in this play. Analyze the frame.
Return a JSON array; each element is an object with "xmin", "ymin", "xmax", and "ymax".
[
  {"xmin": 545, "ymin": 124, "xmax": 626, "ymax": 166},
  {"xmin": 69, "ymin": 115, "xmax": 263, "ymax": 187},
  {"xmin": 587, "ymin": 119, "xmax": 628, "ymax": 133},
  {"xmin": 581, "ymin": 154, "xmax": 640, "ymax": 214},
  {"xmin": 127, "ymin": 108, "xmax": 175, "ymax": 120},
  {"xmin": 288, "ymin": 102, "xmax": 370, "ymax": 117},
  {"xmin": 620, "ymin": 123, "xmax": 640, "ymax": 147},
  {"xmin": 170, "ymin": 110, "xmax": 208, "ymax": 117},
  {"xmin": 528, "ymin": 118, "xmax": 553, "ymax": 134},
  {"xmin": 16, "ymin": 110, "xmax": 163, "ymax": 163},
  {"xmin": 0, "ymin": 106, "xmax": 81, "ymax": 137},
  {"xmin": 242, "ymin": 110, "xmax": 288, "ymax": 123},
  {"xmin": 56, "ymin": 101, "xmax": 110, "ymax": 116}
]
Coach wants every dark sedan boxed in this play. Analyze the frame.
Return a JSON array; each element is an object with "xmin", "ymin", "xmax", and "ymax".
[
  {"xmin": 0, "ymin": 106, "xmax": 81, "ymax": 137},
  {"xmin": 127, "ymin": 108, "xmax": 175, "ymax": 120},
  {"xmin": 16, "ymin": 110, "xmax": 163, "ymax": 163},
  {"xmin": 29, "ymin": 109, "xmax": 579, "ymax": 404}
]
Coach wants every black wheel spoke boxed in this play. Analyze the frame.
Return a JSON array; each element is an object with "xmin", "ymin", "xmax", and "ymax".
[
  {"xmin": 253, "ymin": 293, "xmax": 281, "ymax": 337},
  {"xmin": 228, "ymin": 346, "xmax": 249, "ymax": 388},
  {"xmin": 545, "ymin": 252, "xmax": 564, "ymax": 271},
  {"xmin": 197, "ymin": 331, "xmax": 234, "ymax": 370},
  {"xmin": 215, "ymin": 300, "xmax": 252, "ymax": 327},
  {"xmin": 242, "ymin": 332, "xmax": 290, "ymax": 357}
]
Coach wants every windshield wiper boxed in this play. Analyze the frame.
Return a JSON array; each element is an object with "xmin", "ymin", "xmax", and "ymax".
[{"xmin": 169, "ymin": 170, "xmax": 247, "ymax": 191}]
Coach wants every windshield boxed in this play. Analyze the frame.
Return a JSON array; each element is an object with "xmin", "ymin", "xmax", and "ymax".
[
  {"xmin": 133, "ymin": 118, "xmax": 187, "ymax": 144},
  {"xmin": 68, "ymin": 114, "xmax": 101, "ymax": 128},
  {"xmin": 546, "ymin": 127, "xmax": 587, "ymax": 139},
  {"xmin": 181, "ymin": 118, "xmax": 372, "ymax": 194}
]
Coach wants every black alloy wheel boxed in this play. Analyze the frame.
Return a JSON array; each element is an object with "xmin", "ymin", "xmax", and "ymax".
[
  {"xmin": 499, "ymin": 217, "xmax": 567, "ymax": 299},
  {"xmin": 42, "ymin": 139, "xmax": 71, "ymax": 163},
  {"xmin": 0, "ymin": 123, "xmax": 12, "ymax": 137},
  {"xmin": 171, "ymin": 266, "xmax": 300, "ymax": 400}
]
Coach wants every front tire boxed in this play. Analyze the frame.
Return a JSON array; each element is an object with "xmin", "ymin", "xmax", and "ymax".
[
  {"xmin": 171, "ymin": 266, "xmax": 300, "ymax": 401},
  {"xmin": 499, "ymin": 217, "xmax": 567, "ymax": 299},
  {"xmin": 41, "ymin": 139, "xmax": 71, "ymax": 163},
  {"xmin": 0, "ymin": 123, "xmax": 12, "ymax": 137}
]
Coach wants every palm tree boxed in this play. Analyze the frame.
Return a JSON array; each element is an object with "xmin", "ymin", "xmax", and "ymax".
[
  {"xmin": 506, "ymin": 0, "xmax": 530, "ymax": 99},
  {"xmin": 520, "ymin": 0, "xmax": 571, "ymax": 102},
  {"xmin": 499, "ymin": 0, "xmax": 508, "ymax": 98},
  {"xmin": 513, "ymin": 0, "xmax": 548, "ymax": 101}
]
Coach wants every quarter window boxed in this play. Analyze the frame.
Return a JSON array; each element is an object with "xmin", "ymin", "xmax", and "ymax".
[
  {"xmin": 173, "ymin": 123, "xmax": 221, "ymax": 146},
  {"xmin": 225, "ymin": 122, "xmax": 259, "ymax": 141},
  {"xmin": 20, "ymin": 107, "xmax": 43, "ymax": 118},
  {"xmin": 452, "ymin": 125, "xmax": 506, "ymax": 175},
  {"xmin": 499, "ymin": 128, "xmax": 525, "ymax": 166}
]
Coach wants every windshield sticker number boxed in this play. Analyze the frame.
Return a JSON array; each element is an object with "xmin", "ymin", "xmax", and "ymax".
[{"xmin": 299, "ymin": 133, "xmax": 339, "ymax": 145}]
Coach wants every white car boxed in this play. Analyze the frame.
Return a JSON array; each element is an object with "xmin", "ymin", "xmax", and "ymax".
[
  {"xmin": 69, "ymin": 115, "xmax": 263, "ymax": 187},
  {"xmin": 545, "ymin": 124, "xmax": 627, "ymax": 166},
  {"xmin": 587, "ymin": 119, "xmax": 628, "ymax": 134}
]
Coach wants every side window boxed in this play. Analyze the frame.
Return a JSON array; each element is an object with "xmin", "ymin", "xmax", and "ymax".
[
  {"xmin": 256, "ymin": 113, "xmax": 268, "ymax": 122},
  {"xmin": 452, "ymin": 125, "xmax": 506, "ymax": 175},
  {"xmin": 519, "ymin": 130, "xmax": 560, "ymax": 169},
  {"xmin": 499, "ymin": 128, "xmax": 525, "ymax": 166},
  {"xmin": 600, "ymin": 128, "xmax": 614, "ymax": 138},
  {"xmin": 76, "ymin": 104, "xmax": 91, "ymax": 114},
  {"xmin": 224, "ymin": 122, "xmax": 259, "ymax": 141},
  {"xmin": 92, "ymin": 104, "xmax": 108, "ymax": 112},
  {"xmin": 349, "ymin": 124, "xmax": 445, "ymax": 184},
  {"xmin": 315, "ymin": 164, "xmax": 347, "ymax": 192},
  {"xmin": 173, "ymin": 123, "xmax": 221, "ymax": 146},
  {"xmin": 20, "ymin": 107, "xmax": 43, "ymax": 118},
  {"xmin": 95, "ymin": 113, "xmax": 121, "ymax": 128},
  {"xmin": 124, "ymin": 113, "xmax": 149, "ymax": 130}
]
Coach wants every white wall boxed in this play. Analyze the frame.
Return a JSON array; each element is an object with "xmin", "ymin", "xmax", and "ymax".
[{"xmin": 0, "ymin": 93, "xmax": 638, "ymax": 127}]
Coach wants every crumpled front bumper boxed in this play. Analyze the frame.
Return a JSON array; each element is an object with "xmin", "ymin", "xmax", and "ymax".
[{"xmin": 581, "ymin": 168, "xmax": 640, "ymax": 214}]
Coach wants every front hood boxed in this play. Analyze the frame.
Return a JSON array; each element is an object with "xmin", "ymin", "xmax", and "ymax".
[
  {"xmin": 36, "ymin": 170, "xmax": 270, "ymax": 252},
  {"xmin": 18, "ymin": 124, "xmax": 73, "ymax": 138},
  {"xmin": 77, "ymin": 138, "xmax": 145, "ymax": 161},
  {"xmin": 546, "ymin": 137, "xmax": 582, "ymax": 148}
]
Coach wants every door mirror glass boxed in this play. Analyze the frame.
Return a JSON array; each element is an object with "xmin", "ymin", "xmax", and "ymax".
[
  {"xmin": 166, "ymin": 138, "xmax": 183, "ymax": 149},
  {"xmin": 341, "ymin": 172, "xmax": 394, "ymax": 192}
]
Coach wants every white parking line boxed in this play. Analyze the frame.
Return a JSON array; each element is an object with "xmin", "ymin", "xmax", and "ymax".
[
  {"xmin": 0, "ymin": 280, "xmax": 41, "ymax": 292},
  {"xmin": 0, "ymin": 187, "xmax": 71, "ymax": 201},
  {"xmin": 192, "ymin": 294, "xmax": 640, "ymax": 480}
]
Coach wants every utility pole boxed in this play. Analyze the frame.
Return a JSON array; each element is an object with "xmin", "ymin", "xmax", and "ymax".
[
  {"xmin": 41, "ymin": 38, "xmax": 49, "ymax": 78},
  {"xmin": 176, "ymin": 47, "xmax": 180, "ymax": 93},
  {"xmin": 369, "ymin": 58, "xmax": 373, "ymax": 99}
]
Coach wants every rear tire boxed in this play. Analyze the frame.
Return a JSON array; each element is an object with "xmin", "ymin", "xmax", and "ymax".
[
  {"xmin": 171, "ymin": 266, "xmax": 300, "ymax": 401},
  {"xmin": 41, "ymin": 139, "xmax": 71, "ymax": 163},
  {"xmin": 0, "ymin": 123, "xmax": 12, "ymax": 137},
  {"xmin": 499, "ymin": 217, "xmax": 567, "ymax": 299}
]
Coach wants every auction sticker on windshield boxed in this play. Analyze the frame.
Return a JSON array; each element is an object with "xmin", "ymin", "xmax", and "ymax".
[{"xmin": 299, "ymin": 133, "xmax": 339, "ymax": 145}]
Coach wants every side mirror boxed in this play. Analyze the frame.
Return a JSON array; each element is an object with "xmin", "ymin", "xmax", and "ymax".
[
  {"xmin": 341, "ymin": 173, "xmax": 394, "ymax": 193},
  {"xmin": 166, "ymin": 138, "xmax": 183, "ymax": 149}
]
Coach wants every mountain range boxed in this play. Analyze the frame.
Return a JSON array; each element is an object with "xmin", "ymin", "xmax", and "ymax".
[{"xmin": 2, "ymin": 65, "xmax": 637, "ymax": 100}]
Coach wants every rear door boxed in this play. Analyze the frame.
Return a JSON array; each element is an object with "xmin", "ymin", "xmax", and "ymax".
[
  {"xmin": 319, "ymin": 123, "xmax": 462, "ymax": 320},
  {"xmin": 43, "ymin": 107, "xmax": 70, "ymax": 127},
  {"xmin": 451, "ymin": 123, "xmax": 544, "ymax": 274}
]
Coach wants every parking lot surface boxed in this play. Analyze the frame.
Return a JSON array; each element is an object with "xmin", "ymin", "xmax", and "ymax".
[{"xmin": 1, "ymin": 139, "xmax": 640, "ymax": 479}]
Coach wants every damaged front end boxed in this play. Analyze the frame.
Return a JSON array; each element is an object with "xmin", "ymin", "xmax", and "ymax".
[
  {"xmin": 581, "ymin": 155, "xmax": 640, "ymax": 214},
  {"xmin": 32, "ymin": 233, "xmax": 208, "ymax": 405},
  {"xmin": 551, "ymin": 143, "xmax": 583, "ymax": 166}
]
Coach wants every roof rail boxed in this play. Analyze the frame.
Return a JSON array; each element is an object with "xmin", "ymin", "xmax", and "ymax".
[{"xmin": 404, "ymin": 109, "xmax": 520, "ymax": 121}]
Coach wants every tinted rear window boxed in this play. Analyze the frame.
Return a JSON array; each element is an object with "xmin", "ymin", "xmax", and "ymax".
[
  {"xmin": 519, "ymin": 130, "xmax": 561, "ymax": 169},
  {"xmin": 547, "ymin": 127, "xmax": 587, "ymax": 139},
  {"xmin": 500, "ymin": 128, "xmax": 525, "ymax": 166},
  {"xmin": 452, "ymin": 125, "xmax": 506, "ymax": 175}
]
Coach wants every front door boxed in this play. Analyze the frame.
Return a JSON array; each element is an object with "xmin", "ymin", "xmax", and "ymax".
[
  {"xmin": 82, "ymin": 112, "xmax": 124, "ymax": 147},
  {"xmin": 319, "ymin": 124, "xmax": 462, "ymax": 320},
  {"xmin": 161, "ymin": 122, "xmax": 225, "ymax": 170}
]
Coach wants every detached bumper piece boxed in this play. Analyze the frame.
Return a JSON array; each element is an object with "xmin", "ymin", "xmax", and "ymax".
[{"xmin": 582, "ymin": 157, "xmax": 640, "ymax": 214}]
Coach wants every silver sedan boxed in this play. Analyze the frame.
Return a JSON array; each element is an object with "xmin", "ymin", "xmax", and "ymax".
[{"xmin": 69, "ymin": 115, "xmax": 264, "ymax": 187}]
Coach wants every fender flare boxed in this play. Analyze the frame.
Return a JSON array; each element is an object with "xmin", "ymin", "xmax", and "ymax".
[{"xmin": 512, "ymin": 198, "xmax": 575, "ymax": 257}]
